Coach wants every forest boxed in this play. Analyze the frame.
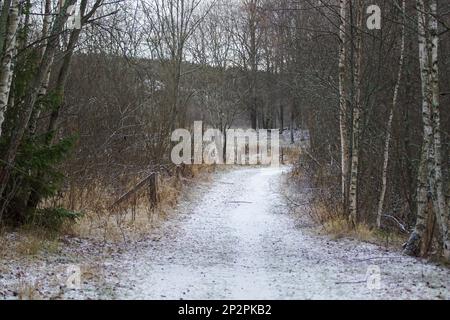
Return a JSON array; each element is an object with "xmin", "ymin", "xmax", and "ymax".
[{"xmin": 0, "ymin": 0, "xmax": 449, "ymax": 300}]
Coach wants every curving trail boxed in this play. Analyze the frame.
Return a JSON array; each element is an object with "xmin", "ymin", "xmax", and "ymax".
[{"xmin": 110, "ymin": 167, "xmax": 449, "ymax": 300}]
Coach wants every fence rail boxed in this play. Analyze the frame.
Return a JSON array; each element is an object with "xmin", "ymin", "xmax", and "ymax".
[{"xmin": 109, "ymin": 172, "xmax": 160, "ymax": 210}]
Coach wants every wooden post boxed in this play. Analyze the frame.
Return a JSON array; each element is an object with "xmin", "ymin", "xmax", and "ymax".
[{"xmin": 149, "ymin": 173, "xmax": 160, "ymax": 209}]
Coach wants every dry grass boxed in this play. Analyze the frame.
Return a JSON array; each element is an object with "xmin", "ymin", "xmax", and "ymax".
[
  {"xmin": 16, "ymin": 279, "xmax": 41, "ymax": 300},
  {"xmin": 63, "ymin": 164, "xmax": 215, "ymax": 242},
  {"xmin": 286, "ymin": 162, "xmax": 406, "ymax": 249},
  {"xmin": 321, "ymin": 216, "xmax": 374, "ymax": 241},
  {"xmin": 15, "ymin": 236, "xmax": 45, "ymax": 256},
  {"xmin": 314, "ymin": 206, "xmax": 407, "ymax": 248},
  {"xmin": 0, "ymin": 227, "xmax": 58, "ymax": 260},
  {"xmin": 0, "ymin": 165, "xmax": 209, "ymax": 247},
  {"xmin": 8, "ymin": 229, "xmax": 61, "ymax": 257}
]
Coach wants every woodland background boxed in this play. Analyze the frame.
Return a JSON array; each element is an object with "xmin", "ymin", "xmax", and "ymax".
[{"xmin": 0, "ymin": 0, "xmax": 448, "ymax": 261}]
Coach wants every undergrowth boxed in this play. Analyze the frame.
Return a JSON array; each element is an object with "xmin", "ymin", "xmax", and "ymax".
[{"xmin": 285, "ymin": 157, "xmax": 407, "ymax": 249}]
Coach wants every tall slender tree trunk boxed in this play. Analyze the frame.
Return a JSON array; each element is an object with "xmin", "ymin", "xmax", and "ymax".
[
  {"xmin": 348, "ymin": 0, "xmax": 363, "ymax": 226},
  {"xmin": 0, "ymin": 0, "xmax": 19, "ymax": 138},
  {"xmin": 27, "ymin": 0, "xmax": 90, "ymax": 212},
  {"xmin": 46, "ymin": 26, "xmax": 83, "ymax": 139},
  {"xmin": 248, "ymin": 0, "xmax": 258, "ymax": 130},
  {"xmin": 290, "ymin": 99, "xmax": 295, "ymax": 144},
  {"xmin": 402, "ymin": 39, "xmax": 415, "ymax": 223},
  {"xmin": 26, "ymin": 30, "xmax": 79, "ymax": 211},
  {"xmin": 0, "ymin": 0, "xmax": 11, "ymax": 58},
  {"xmin": 404, "ymin": 0, "xmax": 433, "ymax": 256},
  {"xmin": 427, "ymin": 0, "xmax": 450, "ymax": 260},
  {"xmin": 447, "ymin": 180, "xmax": 450, "ymax": 258},
  {"xmin": 28, "ymin": 0, "xmax": 53, "ymax": 134},
  {"xmin": 0, "ymin": 0, "xmax": 76, "ymax": 200},
  {"xmin": 18, "ymin": 0, "xmax": 31, "ymax": 50},
  {"xmin": 377, "ymin": 0, "xmax": 406, "ymax": 228},
  {"xmin": 338, "ymin": 0, "xmax": 350, "ymax": 210},
  {"xmin": 279, "ymin": 104, "xmax": 284, "ymax": 134}
]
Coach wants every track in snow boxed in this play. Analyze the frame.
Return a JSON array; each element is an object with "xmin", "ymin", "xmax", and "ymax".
[{"xmin": 111, "ymin": 167, "xmax": 449, "ymax": 299}]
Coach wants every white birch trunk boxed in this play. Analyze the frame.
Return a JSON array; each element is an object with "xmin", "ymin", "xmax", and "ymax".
[
  {"xmin": 404, "ymin": 0, "xmax": 433, "ymax": 256},
  {"xmin": 29, "ymin": 0, "xmax": 53, "ymax": 134},
  {"xmin": 376, "ymin": 0, "xmax": 406, "ymax": 228},
  {"xmin": 0, "ymin": 0, "xmax": 19, "ymax": 137},
  {"xmin": 338, "ymin": 0, "xmax": 349, "ymax": 209},
  {"xmin": 0, "ymin": 0, "xmax": 12, "ymax": 58},
  {"xmin": 0, "ymin": 0, "xmax": 76, "ymax": 199},
  {"xmin": 348, "ymin": 0, "xmax": 364, "ymax": 226},
  {"xmin": 427, "ymin": 0, "xmax": 450, "ymax": 260}
]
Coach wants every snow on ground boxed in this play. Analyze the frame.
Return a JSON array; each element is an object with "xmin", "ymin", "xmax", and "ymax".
[
  {"xmin": 1, "ymin": 166, "xmax": 449, "ymax": 299},
  {"xmin": 102, "ymin": 167, "xmax": 449, "ymax": 299}
]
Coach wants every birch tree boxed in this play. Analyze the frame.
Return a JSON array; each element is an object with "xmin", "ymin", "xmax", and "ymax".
[
  {"xmin": 404, "ymin": 0, "xmax": 431, "ymax": 256},
  {"xmin": 404, "ymin": 0, "xmax": 450, "ymax": 259},
  {"xmin": 427, "ymin": 0, "xmax": 449, "ymax": 260},
  {"xmin": 0, "ymin": 0, "xmax": 11, "ymax": 58},
  {"xmin": 338, "ymin": 0, "xmax": 350, "ymax": 209},
  {"xmin": 0, "ymin": 0, "xmax": 19, "ymax": 138},
  {"xmin": 0, "ymin": 0, "xmax": 77, "ymax": 200},
  {"xmin": 246, "ymin": 0, "xmax": 259, "ymax": 130},
  {"xmin": 376, "ymin": 0, "xmax": 406, "ymax": 228},
  {"xmin": 47, "ymin": 0, "xmax": 104, "ymax": 138},
  {"xmin": 28, "ymin": 0, "xmax": 53, "ymax": 135},
  {"xmin": 348, "ymin": 0, "xmax": 364, "ymax": 226},
  {"xmin": 25, "ymin": 0, "xmax": 106, "ymax": 213}
]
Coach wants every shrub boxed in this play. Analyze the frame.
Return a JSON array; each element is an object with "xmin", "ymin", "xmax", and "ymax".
[{"xmin": 27, "ymin": 207, "xmax": 84, "ymax": 232}]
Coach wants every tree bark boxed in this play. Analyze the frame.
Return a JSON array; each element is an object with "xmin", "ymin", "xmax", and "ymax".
[
  {"xmin": 404, "ymin": 0, "xmax": 433, "ymax": 256},
  {"xmin": 376, "ymin": 0, "xmax": 406, "ymax": 228},
  {"xmin": 26, "ymin": 0, "xmax": 98, "ymax": 212},
  {"xmin": 338, "ymin": 0, "xmax": 350, "ymax": 211},
  {"xmin": 0, "ymin": 0, "xmax": 76, "ymax": 200},
  {"xmin": 28, "ymin": 0, "xmax": 53, "ymax": 135},
  {"xmin": 427, "ymin": 0, "xmax": 449, "ymax": 260},
  {"xmin": 0, "ymin": 0, "xmax": 11, "ymax": 58},
  {"xmin": 0, "ymin": 0, "xmax": 19, "ymax": 138},
  {"xmin": 348, "ymin": 0, "xmax": 363, "ymax": 226}
]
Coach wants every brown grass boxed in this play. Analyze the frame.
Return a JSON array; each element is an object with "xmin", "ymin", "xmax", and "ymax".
[
  {"xmin": 287, "ymin": 160, "xmax": 406, "ymax": 249},
  {"xmin": 7, "ymin": 228, "xmax": 60, "ymax": 257},
  {"xmin": 320, "ymin": 216, "xmax": 373, "ymax": 241},
  {"xmin": 62, "ymin": 164, "xmax": 215, "ymax": 242},
  {"xmin": 17, "ymin": 279, "xmax": 41, "ymax": 300},
  {"xmin": 313, "ymin": 205, "xmax": 407, "ymax": 248}
]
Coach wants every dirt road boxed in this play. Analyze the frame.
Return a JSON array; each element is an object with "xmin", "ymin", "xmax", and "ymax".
[
  {"xmin": 1, "ymin": 166, "xmax": 448, "ymax": 299},
  {"xmin": 110, "ymin": 167, "xmax": 449, "ymax": 299}
]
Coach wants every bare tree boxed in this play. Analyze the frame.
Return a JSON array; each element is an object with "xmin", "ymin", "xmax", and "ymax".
[
  {"xmin": 338, "ymin": 0, "xmax": 349, "ymax": 210},
  {"xmin": 348, "ymin": 0, "xmax": 364, "ymax": 226},
  {"xmin": 0, "ymin": 0, "xmax": 76, "ymax": 200},
  {"xmin": 0, "ymin": 0, "xmax": 19, "ymax": 137},
  {"xmin": 377, "ymin": 0, "xmax": 406, "ymax": 228},
  {"xmin": 141, "ymin": 0, "xmax": 210, "ymax": 130}
]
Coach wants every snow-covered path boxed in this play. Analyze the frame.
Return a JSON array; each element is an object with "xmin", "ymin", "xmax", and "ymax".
[{"xmin": 112, "ymin": 167, "xmax": 450, "ymax": 300}]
